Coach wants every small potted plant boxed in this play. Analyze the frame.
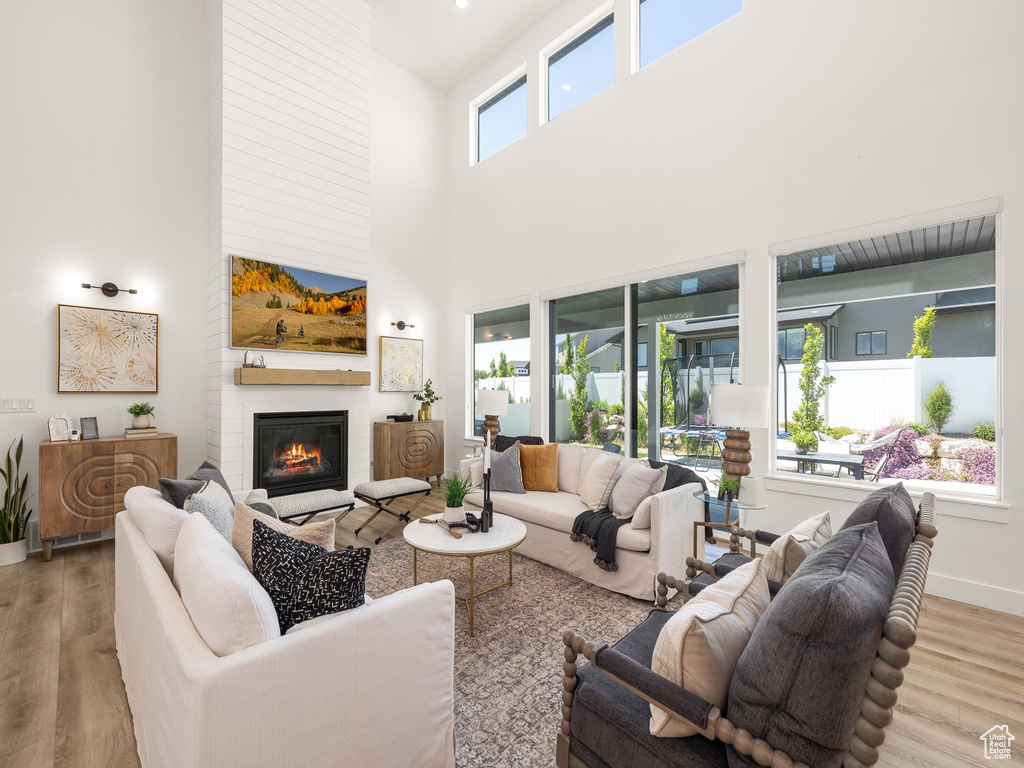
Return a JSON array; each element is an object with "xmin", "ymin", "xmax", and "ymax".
[
  {"xmin": 792, "ymin": 431, "xmax": 816, "ymax": 456},
  {"xmin": 127, "ymin": 402, "xmax": 156, "ymax": 429},
  {"xmin": 413, "ymin": 379, "xmax": 441, "ymax": 421},
  {"xmin": 441, "ymin": 471, "xmax": 473, "ymax": 525},
  {"xmin": 712, "ymin": 473, "xmax": 741, "ymax": 502},
  {"xmin": 0, "ymin": 437, "xmax": 32, "ymax": 566}
]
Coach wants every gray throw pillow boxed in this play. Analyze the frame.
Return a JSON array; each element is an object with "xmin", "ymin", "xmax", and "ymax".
[
  {"xmin": 184, "ymin": 480, "xmax": 235, "ymax": 542},
  {"xmin": 159, "ymin": 460, "xmax": 236, "ymax": 509},
  {"xmin": 726, "ymin": 522, "xmax": 894, "ymax": 768},
  {"xmin": 839, "ymin": 483, "xmax": 915, "ymax": 576},
  {"xmin": 490, "ymin": 441, "xmax": 526, "ymax": 494}
]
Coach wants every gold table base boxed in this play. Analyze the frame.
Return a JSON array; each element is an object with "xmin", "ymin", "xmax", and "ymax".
[{"xmin": 411, "ymin": 543, "xmax": 520, "ymax": 637}]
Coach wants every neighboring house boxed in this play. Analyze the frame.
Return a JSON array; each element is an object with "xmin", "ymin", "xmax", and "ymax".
[
  {"xmin": 512, "ymin": 361, "xmax": 530, "ymax": 376},
  {"xmin": 555, "ymin": 329, "xmax": 625, "ymax": 374}
]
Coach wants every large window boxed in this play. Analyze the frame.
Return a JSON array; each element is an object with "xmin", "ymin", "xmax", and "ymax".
[
  {"xmin": 776, "ymin": 215, "xmax": 997, "ymax": 494},
  {"xmin": 477, "ymin": 75, "xmax": 527, "ymax": 162},
  {"xmin": 473, "ymin": 304, "xmax": 531, "ymax": 437},
  {"xmin": 639, "ymin": 0, "xmax": 742, "ymax": 68},
  {"xmin": 549, "ymin": 287, "xmax": 624, "ymax": 447},
  {"xmin": 547, "ymin": 15, "xmax": 614, "ymax": 121}
]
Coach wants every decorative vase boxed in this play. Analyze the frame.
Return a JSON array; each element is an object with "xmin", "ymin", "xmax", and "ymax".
[
  {"xmin": 131, "ymin": 413, "xmax": 154, "ymax": 429},
  {"xmin": 421, "ymin": 404, "xmax": 431, "ymax": 421},
  {"xmin": 794, "ymin": 446, "xmax": 808, "ymax": 456},
  {"xmin": 0, "ymin": 539, "xmax": 28, "ymax": 566},
  {"xmin": 442, "ymin": 505, "xmax": 465, "ymax": 524}
]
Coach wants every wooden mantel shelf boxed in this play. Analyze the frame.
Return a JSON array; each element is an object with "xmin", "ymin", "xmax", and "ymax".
[{"xmin": 234, "ymin": 367, "xmax": 371, "ymax": 386}]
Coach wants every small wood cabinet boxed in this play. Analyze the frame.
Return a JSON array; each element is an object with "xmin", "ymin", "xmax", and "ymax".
[
  {"xmin": 373, "ymin": 420, "xmax": 444, "ymax": 485},
  {"xmin": 39, "ymin": 434, "xmax": 177, "ymax": 560}
]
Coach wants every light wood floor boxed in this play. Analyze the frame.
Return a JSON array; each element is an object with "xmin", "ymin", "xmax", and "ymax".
[{"xmin": 1, "ymin": 495, "xmax": 1021, "ymax": 768}]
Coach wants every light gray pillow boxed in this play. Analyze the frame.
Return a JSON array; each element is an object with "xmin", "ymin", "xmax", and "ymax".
[
  {"xmin": 490, "ymin": 441, "xmax": 526, "ymax": 494},
  {"xmin": 609, "ymin": 463, "xmax": 664, "ymax": 518},
  {"xmin": 184, "ymin": 480, "xmax": 235, "ymax": 541}
]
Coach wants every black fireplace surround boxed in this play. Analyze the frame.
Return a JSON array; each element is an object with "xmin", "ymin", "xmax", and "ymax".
[{"xmin": 253, "ymin": 411, "xmax": 348, "ymax": 497}]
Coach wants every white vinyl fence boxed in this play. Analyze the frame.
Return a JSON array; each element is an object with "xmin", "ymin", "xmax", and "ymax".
[{"xmin": 777, "ymin": 356, "xmax": 995, "ymax": 434}]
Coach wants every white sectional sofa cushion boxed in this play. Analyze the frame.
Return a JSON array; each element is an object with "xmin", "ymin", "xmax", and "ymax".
[
  {"xmin": 557, "ymin": 443, "xmax": 586, "ymax": 494},
  {"xmin": 125, "ymin": 485, "xmax": 187, "ymax": 577},
  {"xmin": 172, "ymin": 512, "xmax": 280, "ymax": 656},
  {"xmin": 579, "ymin": 451, "xmax": 622, "ymax": 509}
]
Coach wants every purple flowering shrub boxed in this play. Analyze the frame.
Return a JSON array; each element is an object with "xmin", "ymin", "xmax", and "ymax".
[
  {"xmin": 894, "ymin": 459, "xmax": 949, "ymax": 482},
  {"xmin": 585, "ymin": 409, "xmax": 609, "ymax": 444},
  {"xmin": 862, "ymin": 425, "xmax": 921, "ymax": 476},
  {"xmin": 956, "ymin": 444, "xmax": 995, "ymax": 485},
  {"xmin": 693, "ymin": 412, "xmax": 709, "ymax": 427}
]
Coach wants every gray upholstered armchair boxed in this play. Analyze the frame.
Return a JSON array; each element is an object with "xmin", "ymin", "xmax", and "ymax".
[{"xmin": 556, "ymin": 493, "xmax": 937, "ymax": 768}]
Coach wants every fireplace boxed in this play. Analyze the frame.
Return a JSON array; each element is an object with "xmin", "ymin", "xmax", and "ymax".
[{"xmin": 253, "ymin": 411, "xmax": 348, "ymax": 497}]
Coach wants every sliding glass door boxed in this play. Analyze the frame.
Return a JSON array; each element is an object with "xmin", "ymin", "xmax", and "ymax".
[
  {"xmin": 472, "ymin": 304, "xmax": 531, "ymax": 438},
  {"xmin": 549, "ymin": 287, "xmax": 625, "ymax": 449}
]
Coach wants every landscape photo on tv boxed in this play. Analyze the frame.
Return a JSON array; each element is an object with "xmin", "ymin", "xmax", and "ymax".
[{"xmin": 230, "ymin": 256, "xmax": 367, "ymax": 355}]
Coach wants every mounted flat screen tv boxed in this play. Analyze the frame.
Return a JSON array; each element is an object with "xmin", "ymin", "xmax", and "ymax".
[{"xmin": 230, "ymin": 256, "xmax": 367, "ymax": 356}]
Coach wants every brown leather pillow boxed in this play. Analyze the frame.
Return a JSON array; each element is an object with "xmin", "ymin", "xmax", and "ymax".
[{"xmin": 519, "ymin": 443, "xmax": 559, "ymax": 492}]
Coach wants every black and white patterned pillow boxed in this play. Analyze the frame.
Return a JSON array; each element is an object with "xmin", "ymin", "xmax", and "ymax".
[{"xmin": 251, "ymin": 519, "xmax": 370, "ymax": 633}]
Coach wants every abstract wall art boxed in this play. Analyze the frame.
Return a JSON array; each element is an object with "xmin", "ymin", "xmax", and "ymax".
[
  {"xmin": 57, "ymin": 305, "xmax": 159, "ymax": 393},
  {"xmin": 379, "ymin": 336, "xmax": 423, "ymax": 392}
]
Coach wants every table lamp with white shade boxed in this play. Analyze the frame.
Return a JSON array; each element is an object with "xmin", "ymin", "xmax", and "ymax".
[
  {"xmin": 476, "ymin": 388, "xmax": 509, "ymax": 449},
  {"xmin": 710, "ymin": 383, "xmax": 769, "ymax": 482}
]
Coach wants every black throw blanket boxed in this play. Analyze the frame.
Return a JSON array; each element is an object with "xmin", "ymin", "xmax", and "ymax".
[{"xmin": 570, "ymin": 461, "xmax": 709, "ymax": 571}]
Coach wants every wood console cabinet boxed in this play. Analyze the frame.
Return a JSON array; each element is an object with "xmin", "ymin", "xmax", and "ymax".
[
  {"xmin": 39, "ymin": 434, "xmax": 177, "ymax": 560},
  {"xmin": 373, "ymin": 420, "xmax": 444, "ymax": 485}
]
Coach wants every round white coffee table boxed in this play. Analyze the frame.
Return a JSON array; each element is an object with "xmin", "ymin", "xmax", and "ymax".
[{"xmin": 403, "ymin": 512, "xmax": 526, "ymax": 636}]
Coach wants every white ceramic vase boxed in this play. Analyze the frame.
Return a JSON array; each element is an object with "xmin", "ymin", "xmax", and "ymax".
[
  {"xmin": 442, "ymin": 505, "xmax": 466, "ymax": 524},
  {"xmin": 0, "ymin": 539, "xmax": 28, "ymax": 567},
  {"xmin": 131, "ymin": 413, "xmax": 154, "ymax": 429}
]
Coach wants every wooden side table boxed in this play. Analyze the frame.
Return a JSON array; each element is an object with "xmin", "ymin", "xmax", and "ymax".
[{"xmin": 38, "ymin": 434, "xmax": 177, "ymax": 560}]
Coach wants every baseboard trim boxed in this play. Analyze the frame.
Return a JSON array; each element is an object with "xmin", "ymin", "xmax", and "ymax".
[{"xmin": 926, "ymin": 572, "xmax": 1024, "ymax": 617}]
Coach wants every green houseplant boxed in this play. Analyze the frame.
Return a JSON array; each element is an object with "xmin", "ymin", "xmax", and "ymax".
[
  {"xmin": 441, "ymin": 471, "xmax": 473, "ymax": 524},
  {"xmin": 414, "ymin": 379, "xmax": 441, "ymax": 420},
  {"xmin": 1, "ymin": 437, "xmax": 33, "ymax": 565},
  {"xmin": 127, "ymin": 401, "xmax": 156, "ymax": 429},
  {"xmin": 711, "ymin": 473, "xmax": 741, "ymax": 501},
  {"xmin": 792, "ymin": 431, "xmax": 816, "ymax": 456}
]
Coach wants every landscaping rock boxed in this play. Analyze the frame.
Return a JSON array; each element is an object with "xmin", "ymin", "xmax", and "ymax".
[
  {"xmin": 940, "ymin": 457, "xmax": 964, "ymax": 474},
  {"xmin": 937, "ymin": 438, "xmax": 992, "ymax": 458}
]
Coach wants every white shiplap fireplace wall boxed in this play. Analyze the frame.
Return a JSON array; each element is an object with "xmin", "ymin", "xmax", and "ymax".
[{"xmin": 206, "ymin": 0, "xmax": 372, "ymax": 494}]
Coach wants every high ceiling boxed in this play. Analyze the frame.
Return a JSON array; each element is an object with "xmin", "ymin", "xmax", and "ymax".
[{"xmin": 369, "ymin": 0, "xmax": 555, "ymax": 92}]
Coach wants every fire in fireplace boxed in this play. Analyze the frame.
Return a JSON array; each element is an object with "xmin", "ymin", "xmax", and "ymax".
[{"xmin": 253, "ymin": 411, "xmax": 348, "ymax": 497}]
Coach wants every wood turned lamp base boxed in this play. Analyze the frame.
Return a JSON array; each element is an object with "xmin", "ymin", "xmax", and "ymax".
[
  {"xmin": 721, "ymin": 428, "xmax": 752, "ymax": 483},
  {"xmin": 483, "ymin": 415, "xmax": 500, "ymax": 448}
]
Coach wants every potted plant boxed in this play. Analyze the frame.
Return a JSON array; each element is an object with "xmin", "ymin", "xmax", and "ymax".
[
  {"xmin": 792, "ymin": 431, "xmax": 816, "ymax": 456},
  {"xmin": 441, "ymin": 471, "xmax": 473, "ymax": 524},
  {"xmin": 1, "ymin": 437, "xmax": 32, "ymax": 566},
  {"xmin": 127, "ymin": 401, "xmax": 156, "ymax": 429},
  {"xmin": 712, "ymin": 473, "xmax": 741, "ymax": 502},
  {"xmin": 413, "ymin": 379, "xmax": 441, "ymax": 421}
]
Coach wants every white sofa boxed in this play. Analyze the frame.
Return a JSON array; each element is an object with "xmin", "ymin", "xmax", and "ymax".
[
  {"xmin": 460, "ymin": 444, "xmax": 705, "ymax": 601},
  {"xmin": 116, "ymin": 486, "xmax": 456, "ymax": 768}
]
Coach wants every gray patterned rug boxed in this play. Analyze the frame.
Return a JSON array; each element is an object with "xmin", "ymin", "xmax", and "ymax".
[{"xmin": 364, "ymin": 537, "xmax": 685, "ymax": 768}]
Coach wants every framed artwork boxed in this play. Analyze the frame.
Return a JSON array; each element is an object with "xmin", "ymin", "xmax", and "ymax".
[
  {"xmin": 379, "ymin": 336, "xmax": 423, "ymax": 392},
  {"xmin": 80, "ymin": 416, "xmax": 99, "ymax": 440},
  {"xmin": 230, "ymin": 256, "xmax": 367, "ymax": 355},
  {"xmin": 57, "ymin": 305, "xmax": 158, "ymax": 393},
  {"xmin": 47, "ymin": 414, "xmax": 72, "ymax": 442}
]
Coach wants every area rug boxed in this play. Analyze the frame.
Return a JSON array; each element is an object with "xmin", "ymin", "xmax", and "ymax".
[{"xmin": 364, "ymin": 538, "xmax": 685, "ymax": 768}]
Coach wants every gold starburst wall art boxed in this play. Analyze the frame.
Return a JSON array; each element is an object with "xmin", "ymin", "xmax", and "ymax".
[{"xmin": 57, "ymin": 305, "xmax": 159, "ymax": 393}]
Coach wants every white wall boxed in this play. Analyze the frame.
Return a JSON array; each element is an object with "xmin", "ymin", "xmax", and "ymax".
[
  {"xmin": 0, "ymin": 0, "xmax": 209, "ymax": 517},
  {"xmin": 441, "ymin": 0, "xmax": 1024, "ymax": 613}
]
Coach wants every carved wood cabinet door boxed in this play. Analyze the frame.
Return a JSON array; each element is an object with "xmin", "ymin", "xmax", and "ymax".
[{"xmin": 40, "ymin": 440, "xmax": 116, "ymax": 539}]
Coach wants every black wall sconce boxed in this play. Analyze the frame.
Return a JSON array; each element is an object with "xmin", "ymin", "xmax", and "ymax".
[
  {"xmin": 82, "ymin": 282, "xmax": 138, "ymax": 297},
  {"xmin": 391, "ymin": 320, "xmax": 415, "ymax": 331}
]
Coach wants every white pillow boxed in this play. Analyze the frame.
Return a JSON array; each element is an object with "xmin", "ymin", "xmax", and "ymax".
[
  {"xmin": 125, "ymin": 485, "xmax": 188, "ymax": 577},
  {"xmin": 598, "ymin": 457, "xmax": 642, "ymax": 510},
  {"xmin": 610, "ymin": 464, "xmax": 664, "ymax": 518},
  {"xmin": 468, "ymin": 459, "xmax": 484, "ymax": 488},
  {"xmin": 631, "ymin": 495, "xmax": 655, "ymax": 530},
  {"xmin": 579, "ymin": 452, "xmax": 621, "ymax": 510},
  {"xmin": 650, "ymin": 559, "xmax": 770, "ymax": 738},
  {"xmin": 761, "ymin": 512, "xmax": 832, "ymax": 583},
  {"xmin": 557, "ymin": 444, "xmax": 586, "ymax": 494},
  {"xmin": 579, "ymin": 447, "xmax": 619, "ymax": 486},
  {"xmin": 173, "ymin": 512, "xmax": 281, "ymax": 656}
]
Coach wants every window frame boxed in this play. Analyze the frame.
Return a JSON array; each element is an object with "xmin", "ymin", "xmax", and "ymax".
[
  {"xmin": 777, "ymin": 327, "xmax": 806, "ymax": 361},
  {"xmin": 855, "ymin": 330, "xmax": 887, "ymax": 356},
  {"xmin": 469, "ymin": 65, "xmax": 528, "ymax": 166},
  {"xmin": 830, "ymin": 325, "xmax": 838, "ymax": 360},
  {"xmin": 539, "ymin": 3, "xmax": 615, "ymax": 127},
  {"xmin": 637, "ymin": 0, "xmax": 744, "ymax": 70}
]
